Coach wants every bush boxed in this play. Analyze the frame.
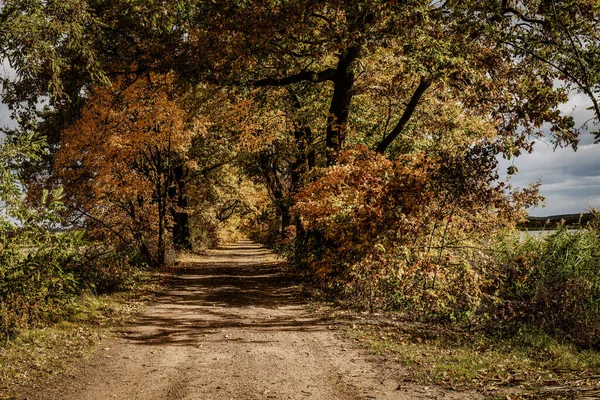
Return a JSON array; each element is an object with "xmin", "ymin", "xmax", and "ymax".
[
  {"xmin": 293, "ymin": 145, "xmax": 533, "ymax": 318},
  {"xmin": 0, "ymin": 228, "xmax": 83, "ymax": 338},
  {"xmin": 0, "ymin": 131, "xmax": 141, "ymax": 340},
  {"xmin": 72, "ymin": 246, "xmax": 141, "ymax": 294},
  {"xmin": 0, "ymin": 231, "xmax": 141, "ymax": 340}
]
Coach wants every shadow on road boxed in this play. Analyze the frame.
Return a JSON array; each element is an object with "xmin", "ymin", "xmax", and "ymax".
[{"xmin": 120, "ymin": 240, "xmax": 329, "ymax": 347}]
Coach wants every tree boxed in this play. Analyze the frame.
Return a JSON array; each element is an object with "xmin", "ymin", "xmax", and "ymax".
[
  {"xmin": 4, "ymin": 1, "xmax": 599, "ymax": 151},
  {"xmin": 0, "ymin": 124, "xmax": 89, "ymax": 340},
  {"xmin": 2, "ymin": 0, "xmax": 600, "ymax": 313},
  {"xmin": 55, "ymin": 74, "xmax": 198, "ymax": 266},
  {"xmin": 172, "ymin": 1, "xmax": 598, "ymax": 157},
  {"xmin": 3, "ymin": 1, "xmax": 600, "ymax": 187}
]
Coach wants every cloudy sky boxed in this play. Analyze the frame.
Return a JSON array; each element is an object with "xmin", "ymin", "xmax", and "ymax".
[
  {"xmin": 0, "ymin": 60, "xmax": 16, "ymax": 130},
  {"xmin": 1, "ymin": 60, "xmax": 599, "ymax": 217},
  {"xmin": 0, "ymin": 102, "xmax": 14, "ymax": 129},
  {"xmin": 498, "ymin": 92, "xmax": 600, "ymax": 216}
]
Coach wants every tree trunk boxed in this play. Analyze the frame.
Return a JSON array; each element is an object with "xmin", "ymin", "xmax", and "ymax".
[
  {"xmin": 172, "ymin": 164, "xmax": 191, "ymax": 250},
  {"xmin": 157, "ymin": 209, "xmax": 166, "ymax": 266},
  {"xmin": 291, "ymin": 124, "xmax": 313, "ymax": 244},
  {"xmin": 325, "ymin": 45, "xmax": 361, "ymax": 166},
  {"xmin": 280, "ymin": 202, "xmax": 292, "ymax": 240}
]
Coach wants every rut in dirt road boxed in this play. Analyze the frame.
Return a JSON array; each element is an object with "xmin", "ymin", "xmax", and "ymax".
[{"xmin": 19, "ymin": 240, "xmax": 479, "ymax": 400}]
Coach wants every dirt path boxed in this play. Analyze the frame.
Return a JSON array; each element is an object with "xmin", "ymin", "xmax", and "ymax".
[{"xmin": 19, "ymin": 240, "xmax": 479, "ymax": 400}]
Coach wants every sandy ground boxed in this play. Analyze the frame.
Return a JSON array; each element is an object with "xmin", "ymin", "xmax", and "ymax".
[{"xmin": 17, "ymin": 240, "xmax": 481, "ymax": 400}]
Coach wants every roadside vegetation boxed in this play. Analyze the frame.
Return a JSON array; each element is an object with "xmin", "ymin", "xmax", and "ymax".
[
  {"xmin": 0, "ymin": 284, "xmax": 157, "ymax": 397},
  {"xmin": 2, "ymin": 1, "xmax": 600, "ymax": 398},
  {"xmin": 345, "ymin": 317, "xmax": 600, "ymax": 399},
  {"xmin": 0, "ymin": 134, "xmax": 162, "ymax": 396},
  {"xmin": 331, "ymin": 218, "xmax": 600, "ymax": 398}
]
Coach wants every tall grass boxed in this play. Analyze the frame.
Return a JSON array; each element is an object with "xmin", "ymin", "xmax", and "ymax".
[{"xmin": 493, "ymin": 210, "xmax": 600, "ymax": 347}]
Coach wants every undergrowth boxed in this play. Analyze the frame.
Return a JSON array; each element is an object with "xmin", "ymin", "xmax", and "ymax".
[
  {"xmin": 338, "ymin": 311, "xmax": 600, "ymax": 399},
  {"xmin": 491, "ymin": 215, "xmax": 600, "ymax": 348},
  {"xmin": 0, "ymin": 268, "xmax": 159, "ymax": 398},
  {"xmin": 304, "ymin": 211, "xmax": 600, "ymax": 398}
]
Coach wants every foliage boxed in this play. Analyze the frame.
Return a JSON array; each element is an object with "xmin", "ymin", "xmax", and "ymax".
[
  {"xmin": 294, "ymin": 139, "xmax": 538, "ymax": 316},
  {"xmin": 2, "ymin": 0, "xmax": 600, "ymax": 352},
  {"xmin": 55, "ymin": 74, "xmax": 199, "ymax": 267},
  {"xmin": 0, "ymin": 187, "xmax": 72, "ymax": 336},
  {"xmin": 0, "ymin": 127, "xmax": 137, "ymax": 341},
  {"xmin": 188, "ymin": 164, "xmax": 268, "ymax": 250},
  {"xmin": 0, "ymin": 0, "xmax": 106, "ymax": 101}
]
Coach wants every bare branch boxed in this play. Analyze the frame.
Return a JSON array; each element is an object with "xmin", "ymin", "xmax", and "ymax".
[
  {"xmin": 310, "ymin": 12, "xmax": 334, "ymax": 25},
  {"xmin": 502, "ymin": 7, "xmax": 547, "ymax": 25},
  {"xmin": 67, "ymin": 205, "xmax": 126, "ymax": 241}
]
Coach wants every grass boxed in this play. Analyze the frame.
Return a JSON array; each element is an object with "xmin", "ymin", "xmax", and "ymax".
[
  {"xmin": 0, "ymin": 269, "xmax": 161, "ymax": 399},
  {"xmin": 326, "ymin": 308, "xmax": 600, "ymax": 399}
]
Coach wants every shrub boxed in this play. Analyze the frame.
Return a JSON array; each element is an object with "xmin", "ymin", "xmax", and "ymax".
[
  {"xmin": 0, "ymin": 224, "xmax": 141, "ymax": 340},
  {"xmin": 0, "ymin": 134, "xmax": 140, "ymax": 340},
  {"xmin": 293, "ymin": 145, "xmax": 536, "ymax": 318},
  {"xmin": 0, "ymin": 212, "xmax": 84, "ymax": 338}
]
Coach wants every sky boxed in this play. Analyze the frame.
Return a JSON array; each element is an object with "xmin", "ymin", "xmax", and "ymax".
[
  {"xmin": 0, "ymin": 101, "xmax": 14, "ymax": 129},
  {"xmin": 1, "ymin": 60, "xmax": 599, "ymax": 217},
  {"xmin": 0, "ymin": 60, "xmax": 16, "ymax": 130},
  {"xmin": 498, "ymin": 92, "xmax": 600, "ymax": 216}
]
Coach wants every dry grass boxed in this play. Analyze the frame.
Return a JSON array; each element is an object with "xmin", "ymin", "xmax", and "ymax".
[{"xmin": 318, "ymin": 307, "xmax": 600, "ymax": 399}]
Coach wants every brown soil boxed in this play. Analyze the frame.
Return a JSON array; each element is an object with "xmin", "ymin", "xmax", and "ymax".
[{"xmin": 17, "ymin": 240, "xmax": 481, "ymax": 400}]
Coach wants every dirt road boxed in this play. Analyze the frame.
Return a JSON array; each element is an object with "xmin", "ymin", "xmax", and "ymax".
[{"xmin": 18, "ymin": 240, "xmax": 477, "ymax": 400}]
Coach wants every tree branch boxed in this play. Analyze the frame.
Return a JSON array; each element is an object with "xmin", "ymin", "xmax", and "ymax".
[
  {"xmin": 550, "ymin": 0, "xmax": 600, "ymax": 136},
  {"xmin": 502, "ymin": 7, "xmax": 547, "ymax": 25},
  {"xmin": 375, "ymin": 77, "xmax": 431, "ymax": 154},
  {"xmin": 503, "ymin": 39, "xmax": 600, "ymax": 136},
  {"xmin": 190, "ymin": 158, "xmax": 234, "ymax": 180},
  {"xmin": 310, "ymin": 12, "xmax": 334, "ymax": 25},
  {"xmin": 251, "ymin": 68, "xmax": 337, "ymax": 87},
  {"xmin": 217, "ymin": 199, "xmax": 239, "ymax": 222},
  {"xmin": 67, "ymin": 205, "xmax": 126, "ymax": 241}
]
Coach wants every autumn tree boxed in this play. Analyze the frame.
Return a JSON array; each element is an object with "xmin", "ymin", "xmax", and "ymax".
[
  {"xmin": 55, "ymin": 74, "xmax": 200, "ymax": 266},
  {"xmin": 4, "ymin": 0, "xmax": 600, "ymax": 196},
  {"xmin": 166, "ymin": 1, "xmax": 598, "ymax": 157},
  {"xmin": 5, "ymin": 1, "xmax": 599, "ymax": 149},
  {"xmin": 172, "ymin": 1, "xmax": 600, "ymax": 266}
]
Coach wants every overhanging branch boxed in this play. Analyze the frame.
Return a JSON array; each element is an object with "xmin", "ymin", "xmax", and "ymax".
[
  {"xmin": 251, "ymin": 68, "xmax": 337, "ymax": 87},
  {"xmin": 502, "ymin": 7, "xmax": 547, "ymax": 25},
  {"xmin": 375, "ymin": 77, "xmax": 431, "ymax": 154}
]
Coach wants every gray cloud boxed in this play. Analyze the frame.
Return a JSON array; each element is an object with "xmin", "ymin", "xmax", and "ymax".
[{"xmin": 499, "ymin": 93, "xmax": 600, "ymax": 216}]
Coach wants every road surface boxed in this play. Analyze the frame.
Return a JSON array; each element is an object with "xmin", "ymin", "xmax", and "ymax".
[{"xmin": 18, "ymin": 240, "xmax": 478, "ymax": 400}]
